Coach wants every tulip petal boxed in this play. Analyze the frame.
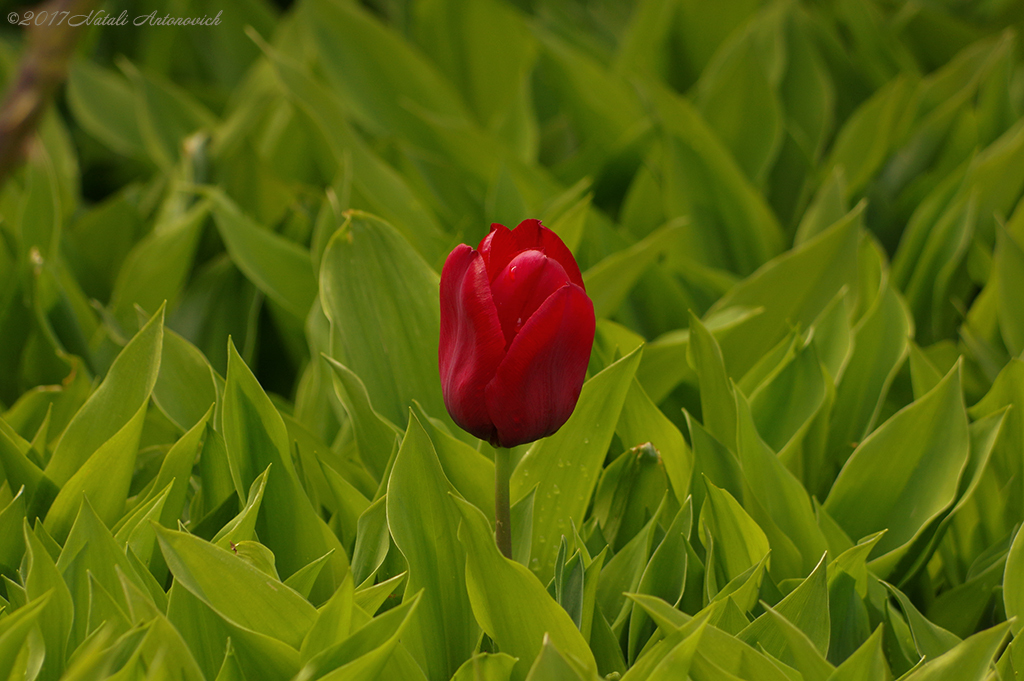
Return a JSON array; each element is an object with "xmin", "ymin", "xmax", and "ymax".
[
  {"xmin": 439, "ymin": 245, "xmax": 506, "ymax": 443},
  {"xmin": 478, "ymin": 223, "xmax": 518, "ymax": 281},
  {"xmin": 485, "ymin": 283, "xmax": 595, "ymax": 448},
  {"xmin": 489, "ymin": 251, "xmax": 571, "ymax": 348},
  {"xmin": 480, "ymin": 221, "xmax": 585, "ymax": 290},
  {"xmin": 538, "ymin": 226, "xmax": 585, "ymax": 291}
]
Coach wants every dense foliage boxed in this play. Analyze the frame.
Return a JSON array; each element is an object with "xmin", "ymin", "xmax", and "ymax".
[{"xmin": 1, "ymin": 0, "xmax": 1024, "ymax": 678}]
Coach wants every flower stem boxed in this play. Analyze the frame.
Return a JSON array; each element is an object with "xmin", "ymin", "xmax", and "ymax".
[{"xmin": 494, "ymin": 446, "xmax": 512, "ymax": 559}]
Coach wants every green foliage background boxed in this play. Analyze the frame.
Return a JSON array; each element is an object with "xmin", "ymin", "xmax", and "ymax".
[{"xmin": 2, "ymin": 0, "xmax": 1024, "ymax": 678}]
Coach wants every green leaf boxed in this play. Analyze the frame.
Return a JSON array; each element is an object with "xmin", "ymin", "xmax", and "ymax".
[
  {"xmin": 510, "ymin": 347, "xmax": 642, "ymax": 580},
  {"xmin": 205, "ymin": 188, "xmax": 317, "ymax": 320},
  {"xmin": 824, "ymin": 363, "xmax": 970, "ymax": 558},
  {"xmin": 23, "ymin": 520, "xmax": 74, "ymax": 681},
  {"xmin": 156, "ymin": 525, "xmax": 317, "ymax": 649},
  {"xmin": 298, "ymin": 592, "xmax": 422, "ymax": 681},
  {"xmin": 323, "ymin": 357, "xmax": 401, "ymax": 482},
  {"xmin": 1003, "ymin": 526, "xmax": 1024, "ymax": 636},
  {"xmin": 688, "ymin": 311, "xmax": 737, "ymax": 450},
  {"xmin": 320, "ymin": 211, "xmax": 446, "ymax": 433},
  {"xmin": 616, "ymin": 377, "xmax": 693, "ymax": 503},
  {"xmin": 583, "ymin": 222, "xmax": 685, "ymax": 319},
  {"xmin": 386, "ymin": 413, "xmax": 478, "ymax": 679},
  {"xmin": 454, "ymin": 496, "xmax": 596, "ymax": 681},
  {"xmin": 46, "ymin": 305, "xmax": 164, "ymax": 486},
  {"xmin": 451, "ymin": 653, "xmax": 519, "ymax": 681},
  {"xmin": 896, "ymin": 622, "xmax": 1009, "ymax": 681},
  {"xmin": 524, "ymin": 634, "xmax": 593, "ymax": 681},
  {"xmin": 223, "ymin": 341, "xmax": 348, "ymax": 601},
  {"xmin": 826, "ymin": 279, "xmax": 912, "ymax": 469},
  {"xmin": 995, "ymin": 225, "xmax": 1024, "ymax": 356},
  {"xmin": 709, "ymin": 204, "xmax": 862, "ymax": 378},
  {"xmin": 110, "ymin": 204, "xmax": 206, "ymax": 331},
  {"xmin": 740, "ymin": 554, "xmax": 831, "ymax": 658},
  {"xmin": 736, "ymin": 390, "xmax": 828, "ymax": 578},
  {"xmin": 650, "ymin": 83, "xmax": 785, "ymax": 276},
  {"xmin": 694, "ymin": 7, "xmax": 785, "ymax": 186},
  {"xmin": 66, "ymin": 60, "xmax": 147, "ymax": 160},
  {"xmin": 43, "ymin": 400, "xmax": 147, "ymax": 543},
  {"xmin": 699, "ymin": 478, "xmax": 771, "ymax": 588},
  {"xmin": 257, "ymin": 36, "xmax": 449, "ymax": 265},
  {"xmin": 827, "ymin": 626, "xmax": 891, "ymax": 681},
  {"xmin": 0, "ymin": 593, "xmax": 50, "ymax": 676}
]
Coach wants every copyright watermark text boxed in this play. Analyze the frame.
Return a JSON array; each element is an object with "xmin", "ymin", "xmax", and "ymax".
[{"xmin": 7, "ymin": 9, "xmax": 223, "ymax": 28}]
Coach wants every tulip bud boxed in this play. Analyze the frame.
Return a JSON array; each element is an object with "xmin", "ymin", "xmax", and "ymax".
[{"xmin": 439, "ymin": 219, "xmax": 595, "ymax": 448}]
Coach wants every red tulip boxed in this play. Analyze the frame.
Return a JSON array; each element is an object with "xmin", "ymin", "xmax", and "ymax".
[{"xmin": 439, "ymin": 219, "xmax": 595, "ymax": 448}]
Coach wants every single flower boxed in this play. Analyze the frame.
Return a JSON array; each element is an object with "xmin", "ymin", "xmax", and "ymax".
[{"xmin": 439, "ymin": 219, "xmax": 595, "ymax": 448}]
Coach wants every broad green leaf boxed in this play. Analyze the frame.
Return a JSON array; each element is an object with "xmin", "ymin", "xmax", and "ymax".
[
  {"xmin": 151, "ymin": 327, "xmax": 219, "ymax": 433},
  {"xmin": 826, "ymin": 279, "xmax": 912, "ymax": 469},
  {"xmin": 695, "ymin": 5, "xmax": 785, "ymax": 185},
  {"xmin": 736, "ymin": 390, "xmax": 828, "ymax": 578},
  {"xmin": 883, "ymin": 583, "xmax": 960, "ymax": 659},
  {"xmin": 740, "ymin": 554, "xmax": 831, "ymax": 657},
  {"xmin": 451, "ymin": 653, "xmax": 518, "ymax": 681},
  {"xmin": 386, "ymin": 414, "xmax": 477, "ymax": 679},
  {"xmin": 351, "ymin": 496, "xmax": 390, "ymax": 585},
  {"xmin": 323, "ymin": 357, "xmax": 401, "ymax": 482},
  {"xmin": 23, "ymin": 521, "xmax": 74, "ymax": 681},
  {"xmin": 1003, "ymin": 526, "xmax": 1024, "ymax": 636},
  {"xmin": 651, "ymin": 83, "xmax": 785, "ymax": 276},
  {"xmin": 299, "ymin": 593, "xmax": 422, "ymax": 681},
  {"xmin": 699, "ymin": 478, "xmax": 771, "ymax": 587},
  {"xmin": 455, "ymin": 496, "xmax": 596, "ymax": 681},
  {"xmin": 583, "ymin": 222, "xmax": 685, "ymax": 319},
  {"xmin": 43, "ymin": 401, "xmax": 147, "ymax": 543},
  {"xmin": 301, "ymin": 571, "xmax": 354, "ymax": 663},
  {"xmin": 46, "ymin": 305, "xmax": 163, "ymax": 486},
  {"xmin": 597, "ymin": 504, "xmax": 663, "ymax": 630},
  {"xmin": 824, "ymin": 364, "xmax": 970, "ymax": 557},
  {"xmin": 156, "ymin": 525, "xmax": 316, "ymax": 649},
  {"xmin": 709, "ymin": 204, "xmax": 862, "ymax": 377},
  {"xmin": 827, "ymin": 626, "xmax": 891, "ymax": 681},
  {"xmin": 616, "ymin": 377, "xmax": 693, "ymax": 502},
  {"xmin": 57, "ymin": 497, "xmax": 154, "ymax": 648},
  {"xmin": 257, "ymin": 36, "xmax": 449, "ymax": 265},
  {"xmin": 627, "ymin": 502, "xmax": 691, "ymax": 661},
  {"xmin": 166, "ymin": 581, "xmax": 301, "ymax": 680},
  {"xmin": 688, "ymin": 311, "xmax": 736, "ymax": 450},
  {"xmin": 759, "ymin": 605, "xmax": 835, "ymax": 681},
  {"xmin": 110, "ymin": 204, "xmax": 206, "ymax": 330},
  {"xmin": 0, "ymin": 487, "xmax": 25, "ymax": 579},
  {"xmin": 995, "ymin": 225, "xmax": 1024, "ymax": 356},
  {"xmin": 0, "ymin": 593, "xmax": 50, "ymax": 676},
  {"xmin": 211, "ymin": 467, "xmax": 270, "ymax": 549},
  {"xmin": 206, "ymin": 189, "xmax": 317, "ymax": 320},
  {"xmin": 825, "ymin": 77, "xmax": 915, "ymax": 196},
  {"xmin": 66, "ymin": 60, "xmax": 146, "ymax": 159},
  {"xmin": 749, "ymin": 338, "xmax": 828, "ymax": 453},
  {"xmin": 510, "ymin": 347, "xmax": 642, "ymax": 580},
  {"xmin": 320, "ymin": 211, "xmax": 446, "ymax": 432},
  {"xmin": 223, "ymin": 341, "xmax": 348, "ymax": 601},
  {"xmin": 414, "ymin": 406, "xmax": 495, "ymax": 520},
  {"xmin": 524, "ymin": 634, "xmax": 592, "ymax": 681},
  {"xmin": 120, "ymin": 58, "xmax": 217, "ymax": 170},
  {"xmin": 896, "ymin": 622, "xmax": 1009, "ymax": 681}
]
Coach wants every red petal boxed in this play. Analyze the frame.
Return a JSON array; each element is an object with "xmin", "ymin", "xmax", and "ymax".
[
  {"xmin": 489, "ymin": 251, "xmax": 572, "ymax": 348},
  {"xmin": 439, "ymin": 245, "xmax": 506, "ymax": 442},
  {"xmin": 513, "ymin": 219, "xmax": 585, "ymax": 290},
  {"xmin": 484, "ymin": 284, "xmax": 595, "ymax": 448},
  {"xmin": 539, "ymin": 226, "xmax": 585, "ymax": 290},
  {"xmin": 478, "ymin": 223, "xmax": 518, "ymax": 281}
]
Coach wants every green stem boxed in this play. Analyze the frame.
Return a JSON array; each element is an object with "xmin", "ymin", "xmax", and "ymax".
[{"xmin": 494, "ymin": 446, "xmax": 512, "ymax": 559}]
